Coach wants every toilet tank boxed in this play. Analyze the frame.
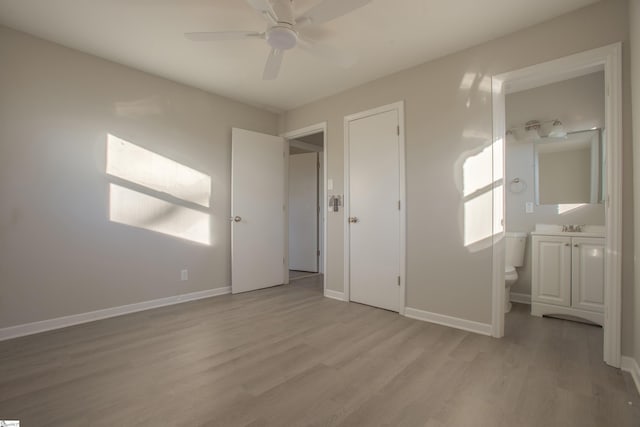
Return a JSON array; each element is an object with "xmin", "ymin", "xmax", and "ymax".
[{"xmin": 505, "ymin": 232, "xmax": 527, "ymax": 267}]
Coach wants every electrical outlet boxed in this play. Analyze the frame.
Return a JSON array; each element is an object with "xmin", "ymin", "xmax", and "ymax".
[{"xmin": 180, "ymin": 269, "xmax": 188, "ymax": 281}]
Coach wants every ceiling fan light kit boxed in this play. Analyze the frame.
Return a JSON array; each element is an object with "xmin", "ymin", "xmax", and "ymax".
[
  {"xmin": 266, "ymin": 25, "xmax": 298, "ymax": 50},
  {"xmin": 185, "ymin": 0, "xmax": 372, "ymax": 80}
]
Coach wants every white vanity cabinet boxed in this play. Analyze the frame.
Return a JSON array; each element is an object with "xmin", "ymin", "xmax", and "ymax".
[{"xmin": 531, "ymin": 232, "xmax": 604, "ymax": 325}]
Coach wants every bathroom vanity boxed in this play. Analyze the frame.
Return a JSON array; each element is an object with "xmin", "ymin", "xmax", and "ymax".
[{"xmin": 530, "ymin": 225, "xmax": 604, "ymax": 325}]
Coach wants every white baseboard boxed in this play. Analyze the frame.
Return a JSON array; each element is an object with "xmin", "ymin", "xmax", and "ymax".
[
  {"xmin": 621, "ymin": 356, "xmax": 640, "ymax": 396},
  {"xmin": 0, "ymin": 286, "xmax": 231, "ymax": 342},
  {"xmin": 324, "ymin": 289, "xmax": 346, "ymax": 301},
  {"xmin": 404, "ymin": 307, "xmax": 492, "ymax": 336},
  {"xmin": 510, "ymin": 292, "xmax": 531, "ymax": 305}
]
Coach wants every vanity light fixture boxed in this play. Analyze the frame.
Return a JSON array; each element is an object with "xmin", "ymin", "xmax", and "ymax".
[
  {"xmin": 507, "ymin": 118, "xmax": 569, "ymax": 141},
  {"xmin": 547, "ymin": 120, "xmax": 568, "ymax": 138},
  {"xmin": 524, "ymin": 120, "xmax": 541, "ymax": 141}
]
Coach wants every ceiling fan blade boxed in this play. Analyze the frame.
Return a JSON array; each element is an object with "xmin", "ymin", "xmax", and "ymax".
[
  {"xmin": 298, "ymin": 38, "xmax": 357, "ymax": 68},
  {"xmin": 246, "ymin": 0, "xmax": 279, "ymax": 24},
  {"xmin": 263, "ymin": 48, "xmax": 284, "ymax": 80},
  {"xmin": 296, "ymin": 0, "xmax": 371, "ymax": 26},
  {"xmin": 185, "ymin": 31, "xmax": 263, "ymax": 41}
]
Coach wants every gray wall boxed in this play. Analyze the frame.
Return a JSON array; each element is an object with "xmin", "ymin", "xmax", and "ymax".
[
  {"xmin": 630, "ymin": 0, "xmax": 640, "ymax": 369},
  {"xmin": 280, "ymin": 0, "xmax": 635, "ymax": 358},
  {"xmin": 0, "ymin": 26, "xmax": 278, "ymax": 328},
  {"xmin": 505, "ymin": 72, "xmax": 606, "ymax": 296}
]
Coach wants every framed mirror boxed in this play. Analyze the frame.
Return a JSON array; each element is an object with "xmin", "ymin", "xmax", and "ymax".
[{"xmin": 534, "ymin": 128, "xmax": 604, "ymax": 205}]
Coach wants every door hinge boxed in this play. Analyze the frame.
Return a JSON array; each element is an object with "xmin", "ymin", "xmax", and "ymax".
[
  {"xmin": 397, "ymin": 125, "xmax": 400, "ymax": 136},
  {"xmin": 397, "ymin": 276, "xmax": 401, "ymax": 286},
  {"xmin": 398, "ymin": 200, "xmax": 401, "ymax": 210}
]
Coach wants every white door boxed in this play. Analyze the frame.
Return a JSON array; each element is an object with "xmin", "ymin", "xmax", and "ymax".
[
  {"xmin": 231, "ymin": 128, "xmax": 286, "ymax": 294},
  {"xmin": 347, "ymin": 108, "xmax": 401, "ymax": 312},
  {"xmin": 531, "ymin": 235, "xmax": 571, "ymax": 306},
  {"xmin": 288, "ymin": 152, "xmax": 318, "ymax": 272},
  {"xmin": 571, "ymin": 237, "xmax": 605, "ymax": 312}
]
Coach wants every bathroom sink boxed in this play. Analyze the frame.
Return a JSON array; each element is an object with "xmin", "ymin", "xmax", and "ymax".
[{"xmin": 532, "ymin": 224, "xmax": 605, "ymax": 237}]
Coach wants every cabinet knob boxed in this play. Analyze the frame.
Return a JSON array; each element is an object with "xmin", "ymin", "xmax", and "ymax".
[
  {"xmin": 574, "ymin": 244, "xmax": 579, "ymax": 247},
  {"xmin": 565, "ymin": 243, "xmax": 570, "ymax": 247}
]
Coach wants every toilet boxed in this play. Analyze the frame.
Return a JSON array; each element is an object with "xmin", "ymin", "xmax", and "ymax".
[{"xmin": 505, "ymin": 231, "xmax": 527, "ymax": 313}]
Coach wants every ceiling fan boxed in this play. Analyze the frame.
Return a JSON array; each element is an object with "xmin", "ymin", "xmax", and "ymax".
[{"xmin": 185, "ymin": 0, "xmax": 372, "ymax": 80}]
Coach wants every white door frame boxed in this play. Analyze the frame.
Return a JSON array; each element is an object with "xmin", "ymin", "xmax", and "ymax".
[
  {"xmin": 344, "ymin": 101, "xmax": 407, "ymax": 314},
  {"xmin": 491, "ymin": 43, "xmax": 623, "ymax": 367},
  {"xmin": 281, "ymin": 123, "xmax": 328, "ymax": 292}
]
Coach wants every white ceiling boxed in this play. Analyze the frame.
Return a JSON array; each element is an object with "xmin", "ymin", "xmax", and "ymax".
[{"xmin": 0, "ymin": 0, "xmax": 599, "ymax": 112}]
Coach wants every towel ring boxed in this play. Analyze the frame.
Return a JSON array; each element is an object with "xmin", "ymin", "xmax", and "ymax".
[{"xmin": 509, "ymin": 177, "xmax": 527, "ymax": 194}]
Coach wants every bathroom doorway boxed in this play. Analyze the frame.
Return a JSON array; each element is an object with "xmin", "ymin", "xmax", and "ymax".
[
  {"xmin": 288, "ymin": 133, "xmax": 323, "ymax": 281},
  {"xmin": 491, "ymin": 44, "xmax": 623, "ymax": 367},
  {"xmin": 282, "ymin": 124, "xmax": 327, "ymax": 292}
]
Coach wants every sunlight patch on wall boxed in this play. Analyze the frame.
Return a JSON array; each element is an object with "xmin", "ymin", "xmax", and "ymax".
[
  {"xmin": 107, "ymin": 134, "xmax": 211, "ymax": 207},
  {"xmin": 464, "ymin": 190, "xmax": 493, "ymax": 247},
  {"xmin": 557, "ymin": 203, "xmax": 587, "ymax": 214},
  {"xmin": 463, "ymin": 138, "xmax": 504, "ymax": 248},
  {"xmin": 106, "ymin": 134, "xmax": 212, "ymax": 245},
  {"xmin": 459, "ymin": 72, "xmax": 492, "ymax": 93},
  {"xmin": 109, "ymin": 184, "xmax": 210, "ymax": 245},
  {"xmin": 463, "ymin": 144, "xmax": 493, "ymax": 197}
]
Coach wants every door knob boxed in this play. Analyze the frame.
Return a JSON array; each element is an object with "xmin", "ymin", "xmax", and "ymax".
[
  {"xmin": 229, "ymin": 216, "xmax": 242, "ymax": 222},
  {"xmin": 348, "ymin": 216, "xmax": 359, "ymax": 223}
]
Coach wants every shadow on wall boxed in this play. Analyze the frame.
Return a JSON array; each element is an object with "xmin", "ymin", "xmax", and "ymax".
[{"xmin": 106, "ymin": 134, "xmax": 212, "ymax": 245}]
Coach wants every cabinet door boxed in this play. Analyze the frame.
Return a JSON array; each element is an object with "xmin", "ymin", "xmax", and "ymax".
[
  {"xmin": 532, "ymin": 236, "xmax": 571, "ymax": 306},
  {"xmin": 571, "ymin": 237, "xmax": 605, "ymax": 312}
]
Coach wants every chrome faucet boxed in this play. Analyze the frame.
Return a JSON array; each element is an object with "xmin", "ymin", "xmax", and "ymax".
[{"xmin": 562, "ymin": 224, "xmax": 584, "ymax": 232}]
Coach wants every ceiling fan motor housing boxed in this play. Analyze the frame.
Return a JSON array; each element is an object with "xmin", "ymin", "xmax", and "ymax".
[{"xmin": 267, "ymin": 25, "xmax": 298, "ymax": 50}]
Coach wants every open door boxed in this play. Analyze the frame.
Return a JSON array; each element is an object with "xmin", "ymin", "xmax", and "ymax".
[{"xmin": 231, "ymin": 128, "xmax": 286, "ymax": 294}]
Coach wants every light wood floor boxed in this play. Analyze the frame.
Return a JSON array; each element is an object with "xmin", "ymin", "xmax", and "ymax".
[
  {"xmin": 1, "ymin": 276, "xmax": 638, "ymax": 426},
  {"xmin": 289, "ymin": 270, "xmax": 321, "ymax": 281}
]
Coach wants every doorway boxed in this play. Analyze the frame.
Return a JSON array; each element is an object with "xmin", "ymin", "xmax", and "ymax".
[
  {"xmin": 491, "ymin": 44, "xmax": 623, "ymax": 367},
  {"xmin": 288, "ymin": 132, "xmax": 324, "ymax": 281},
  {"xmin": 282, "ymin": 123, "xmax": 328, "ymax": 293},
  {"xmin": 344, "ymin": 102, "xmax": 406, "ymax": 313}
]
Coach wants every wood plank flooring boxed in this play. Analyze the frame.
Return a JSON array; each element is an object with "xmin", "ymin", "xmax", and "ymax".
[
  {"xmin": 289, "ymin": 270, "xmax": 321, "ymax": 281},
  {"xmin": 1, "ymin": 276, "xmax": 638, "ymax": 426}
]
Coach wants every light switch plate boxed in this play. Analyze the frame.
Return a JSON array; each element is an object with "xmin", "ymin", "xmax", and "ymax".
[{"xmin": 525, "ymin": 202, "xmax": 534, "ymax": 213}]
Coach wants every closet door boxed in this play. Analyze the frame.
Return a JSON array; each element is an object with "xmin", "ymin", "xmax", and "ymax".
[{"xmin": 346, "ymin": 108, "xmax": 401, "ymax": 312}]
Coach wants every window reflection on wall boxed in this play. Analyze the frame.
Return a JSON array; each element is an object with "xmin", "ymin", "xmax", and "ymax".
[
  {"xmin": 463, "ymin": 138, "xmax": 504, "ymax": 249},
  {"xmin": 106, "ymin": 134, "xmax": 212, "ymax": 245}
]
